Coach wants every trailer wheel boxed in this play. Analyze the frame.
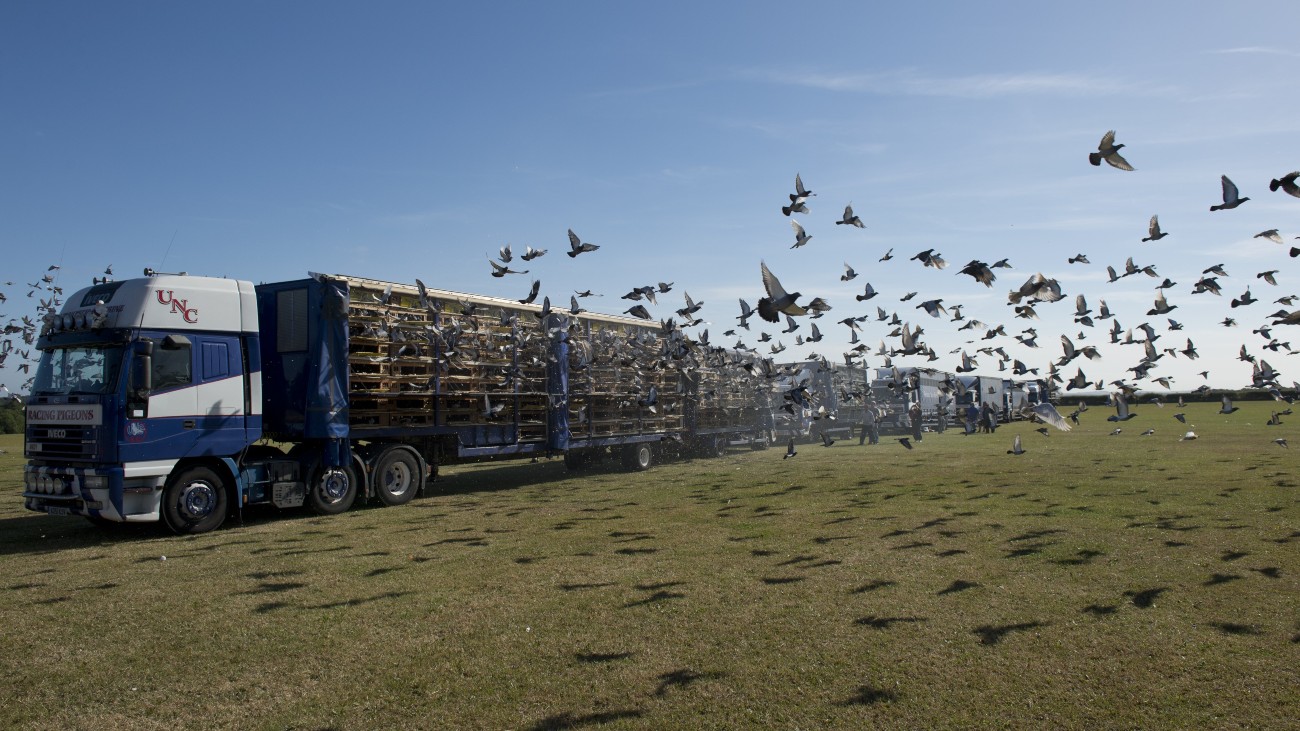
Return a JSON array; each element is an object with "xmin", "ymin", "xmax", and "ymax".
[
  {"xmin": 622, "ymin": 443, "xmax": 653, "ymax": 471},
  {"xmin": 161, "ymin": 465, "xmax": 229, "ymax": 534},
  {"xmin": 750, "ymin": 432, "xmax": 771, "ymax": 451},
  {"xmin": 373, "ymin": 447, "xmax": 421, "ymax": 507},
  {"xmin": 306, "ymin": 463, "xmax": 358, "ymax": 515},
  {"xmin": 711, "ymin": 436, "xmax": 729, "ymax": 457}
]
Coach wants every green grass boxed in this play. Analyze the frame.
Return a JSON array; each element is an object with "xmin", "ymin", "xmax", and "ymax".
[{"xmin": 1, "ymin": 400, "xmax": 1297, "ymax": 730}]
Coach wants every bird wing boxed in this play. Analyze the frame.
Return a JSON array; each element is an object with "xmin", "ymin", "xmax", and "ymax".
[
  {"xmin": 1221, "ymin": 175, "xmax": 1239, "ymax": 203},
  {"xmin": 760, "ymin": 261, "xmax": 790, "ymax": 301}
]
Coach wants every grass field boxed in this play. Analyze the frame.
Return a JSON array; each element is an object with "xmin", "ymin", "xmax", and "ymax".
[{"xmin": 1, "ymin": 400, "xmax": 1297, "ymax": 730}]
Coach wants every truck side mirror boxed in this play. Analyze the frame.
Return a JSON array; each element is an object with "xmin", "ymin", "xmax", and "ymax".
[{"xmin": 133, "ymin": 341, "xmax": 154, "ymax": 399}]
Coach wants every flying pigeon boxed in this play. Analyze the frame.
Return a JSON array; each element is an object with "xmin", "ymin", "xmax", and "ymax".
[
  {"xmin": 1209, "ymin": 175, "xmax": 1249, "ymax": 211},
  {"xmin": 566, "ymin": 229, "xmax": 600, "ymax": 257},
  {"xmin": 1270, "ymin": 171, "xmax": 1300, "ymax": 198},
  {"xmin": 1089, "ymin": 130, "xmax": 1134, "ymax": 170},
  {"xmin": 757, "ymin": 261, "xmax": 811, "ymax": 323},
  {"xmin": 1007, "ymin": 434, "xmax": 1025, "ymax": 455},
  {"xmin": 836, "ymin": 204, "xmax": 865, "ymax": 228},
  {"xmin": 790, "ymin": 219, "xmax": 813, "ymax": 249},
  {"xmin": 489, "ymin": 258, "xmax": 528, "ymax": 277},
  {"xmin": 1142, "ymin": 215, "xmax": 1168, "ymax": 242}
]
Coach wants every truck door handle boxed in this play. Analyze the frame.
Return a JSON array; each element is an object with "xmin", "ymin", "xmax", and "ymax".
[{"xmin": 183, "ymin": 420, "xmax": 195, "ymax": 430}]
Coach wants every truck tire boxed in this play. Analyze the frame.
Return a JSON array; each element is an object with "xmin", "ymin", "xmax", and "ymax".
[
  {"xmin": 711, "ymin": 436, "xmax": 729, "ymax": 457},
  {"xmin": 372, "ymin": 447, "xmax": 421, "ymax": 507},
  {"xmin": 621, "ymin": 443, "xmax": 652, "ymax": 471},
  {"xmin": 750, "ymin": 432, "xmax": 771, "ymax": 451},
  {"xmin": 306, "ymin": 463, "xmax": 358, "ymax": 515},
  {"xmin": 161, "ymin": 465, "xmax": 229, "ymax": 534}
]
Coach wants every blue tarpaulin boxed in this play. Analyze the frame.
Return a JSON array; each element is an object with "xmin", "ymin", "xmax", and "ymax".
[
  {"xmin": 307, "ymin": 277, "xmax": 350, "ymax": 465},
  {"xmin": 547, "ymin": 319, "xmax": 570, "ymax": 451}
]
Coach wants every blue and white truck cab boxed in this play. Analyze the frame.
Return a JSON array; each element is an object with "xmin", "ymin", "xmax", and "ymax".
[{"xmin": 24, "ymin": 272, "xmax": 262, "ymax": 532}]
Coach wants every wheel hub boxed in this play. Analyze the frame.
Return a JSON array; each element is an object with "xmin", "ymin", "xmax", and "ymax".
[
  {"xmin": 320, "ymin": 469, "xmax": 350, "ymax": 501},
  {"xmin": 180, "ymin": 482, "xmax": 217, "ymax": 518}
]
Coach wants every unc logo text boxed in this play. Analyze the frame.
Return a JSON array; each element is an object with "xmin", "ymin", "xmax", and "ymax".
[{"xmin": 155, "ymin": 290, "xmax": 199, "ymax": 324}]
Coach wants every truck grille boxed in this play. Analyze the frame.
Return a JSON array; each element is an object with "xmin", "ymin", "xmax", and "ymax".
[{"xmin": 26, "ymin": 425, "xmax": 99, "ymax": 459}]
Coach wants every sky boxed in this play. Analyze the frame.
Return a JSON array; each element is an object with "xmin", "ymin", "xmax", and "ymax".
[{"xmin": 3, "ymin": 1, "xmax": 1299, "ymax": 398}]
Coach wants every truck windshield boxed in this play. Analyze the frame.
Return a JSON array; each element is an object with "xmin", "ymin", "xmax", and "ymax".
[{"xmin": 32, "ymin": 345, "xmax": 124, "ymax": 395}]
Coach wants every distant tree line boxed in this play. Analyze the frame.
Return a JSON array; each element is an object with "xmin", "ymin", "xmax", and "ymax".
[{"xmin": 0, "ymin": 399, "xmax": 23, "ymax": 434}]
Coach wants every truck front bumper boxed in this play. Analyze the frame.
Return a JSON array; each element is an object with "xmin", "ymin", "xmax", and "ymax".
[{"xmin": 23, "ymin": 461, "xmax": 175, "ymax": 523}]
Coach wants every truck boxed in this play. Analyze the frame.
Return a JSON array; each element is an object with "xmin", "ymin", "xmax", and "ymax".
[
  {"xmin": 23, "ymin": 272, "xmax": 774, "ymax": 533},
  {"xmin": 870, "ymin": 366, "xmax": 945, "ymax": 432},
  {"xmin": 955, "ymin": 375, "xmax": 1007, "ymax": 425}
]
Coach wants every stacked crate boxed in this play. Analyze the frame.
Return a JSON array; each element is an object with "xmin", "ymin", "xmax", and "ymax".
[
  {"xmin": 566, "ymin": 321, "xmax": 685, "ymax": 438},
  {"xmin": 342, "ymin": 279, "xmax": 549, "ymax": 440}
]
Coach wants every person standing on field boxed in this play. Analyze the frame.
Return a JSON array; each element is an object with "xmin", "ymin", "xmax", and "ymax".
[
  {"xmin": 909, "ymin": 401, "xmax": 923, "ymax": 442},
  {"xmin": 860, "ymin": 404, "xmax": 880, "ymax": 445}
]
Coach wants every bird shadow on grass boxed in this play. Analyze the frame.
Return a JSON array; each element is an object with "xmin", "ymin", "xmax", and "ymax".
[
  {"xmin": 838, "ymin": 684, "xmax": 899, "ymax": 706},
  {"xmin": 1125, "ymin": 587, "xmax": 1168, "ymax": 608},
  {"xmin": 525, "ymin": 709, "xmax": 644, "ymax": 731},
  {"xmin": 851, "ymin": 579, "xmax": 896, "ymax": 594},
  {"xmin": 655, "ymin": 668, "xmax": 725, "ymax": 697},
  {"xmin": 937, "ymin": 580, "xmax": 980, "ymax": 595},
  {"xmin": 1054, "ymin": 549, "xmax": 1105, "ymax": 566},
  {"xmin": 854, "ymin": 616, "xmax": 926, "ymax": 630},
  {"xmin": 302, "ymin": 591, "xmax": 413, "ymax": 611},
  {"xmin": 973, "ymin": 621, "xmax": 1047, "ymax": 645},
  {"xmin": 1209, "ymin": 622, "xmax": 1262, "ymax": 636},
  {"xmin": 623, "ymin": 589, "xmax": 686, "ymax": 608},
  {"xmin": 575, "ymin": 651, "xmax": 633, "ymax": 663}
]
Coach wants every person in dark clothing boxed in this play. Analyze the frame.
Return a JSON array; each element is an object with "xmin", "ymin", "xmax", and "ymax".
[
  {"xmin": 965, "ymin": 403, "xmax": 979, "ymax": 435},
  {"xmin": 909, "ymin": 401, "xmax": 923, "ymax": 442}
]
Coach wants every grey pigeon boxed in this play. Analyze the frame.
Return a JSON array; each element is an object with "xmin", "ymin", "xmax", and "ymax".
[
  {"xmin": 836, "ymin": 204, "xmax": 865, "ymax": 228},
  {"xmin": 1089, "ymin": 130, "xmax": 1134, "ymax": 170},
  {"xmin": 790, "ymin": 219, "xmax": 813, "ymax": 249},
  {"xmin": 1270, "ymin": 171, "xmax": 1300, "ymax": 198},
  {"xmin": 1255, "ymin": 229, "xmax": 1283, "ymax": 244},
  {"xmin": 1142, "ymin": 215, "xmax": 1168, "ymax": 242},
  {"xmin": 757, "ymin": 261, "xmax": 811, "ymax": 323},
  {"xmin": 566, "ymin": 229, "xmax": 600, "ymax": 257},
  {"xmin": 1210, "ymin": 175, "xmax": 1249, "ymax": 211}
]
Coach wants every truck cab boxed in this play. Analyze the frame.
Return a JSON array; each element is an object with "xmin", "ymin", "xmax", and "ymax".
[{"xmin": 23, "ymin": 274, "xmax": 261, "ymax": 532}]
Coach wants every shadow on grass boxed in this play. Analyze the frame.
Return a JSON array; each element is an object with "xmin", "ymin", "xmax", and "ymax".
[
  {"xmin": 526, "ymin": 709, "xmax": 644, "ymax": 730},
  {"xmin": 838, "ymin": 684, "xmax": 899, "ymax": 706},
  {"xmin": 623, "ymin": 589, "xmax": 686, "ymax": 608},
  {"xmin": 655, "ymin": 668, "xmax": 724, "ymax": 697},
  {"xmin": 973, "ymin": 621, "xmax": 1047, "ymax": 645},
  {"xmin": 854, "ymin": 616, "xmax": 926, "ymax": 630}
]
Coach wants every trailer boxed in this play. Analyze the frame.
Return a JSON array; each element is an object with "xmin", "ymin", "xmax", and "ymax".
[
  {"xmin": 23, "ymin": 273, "xmax": 774, "ymax": 533},
  {"xmin": 770, "ymin": 359, "xmax": 871, "ymax": 441}
]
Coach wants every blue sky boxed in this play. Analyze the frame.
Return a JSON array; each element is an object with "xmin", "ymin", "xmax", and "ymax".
[{"xmin": 3, "ymin": 2, "xmax": 1299, "ymax": 397}]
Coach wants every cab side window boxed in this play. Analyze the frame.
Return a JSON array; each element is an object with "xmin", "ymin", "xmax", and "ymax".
[{"xmin": 152, "ymin": 344, "xmax": 192, "ymax": 391}]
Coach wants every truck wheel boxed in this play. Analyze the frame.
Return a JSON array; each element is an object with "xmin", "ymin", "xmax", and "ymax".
[
  {"xmin": 307, "ymin": 463, "xmax": 358, "ymax": 515},
  {"xmin": 161, "ymin": 466, "xmax": 229, "ymax": 534},
  {"xmin": 750, "ymin": 432, "xmax": 771, "ymax": 451},
  {"xmin": 622, "ymin": 444, "xmax": 653, "ymax": 471},
  {"xmin": 373, "ymin": 447, "xmax": 421, "ymax": 507},
  {"xmin": 711, "ymin": 436, "xmax": 729, "ymax": 457}
]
